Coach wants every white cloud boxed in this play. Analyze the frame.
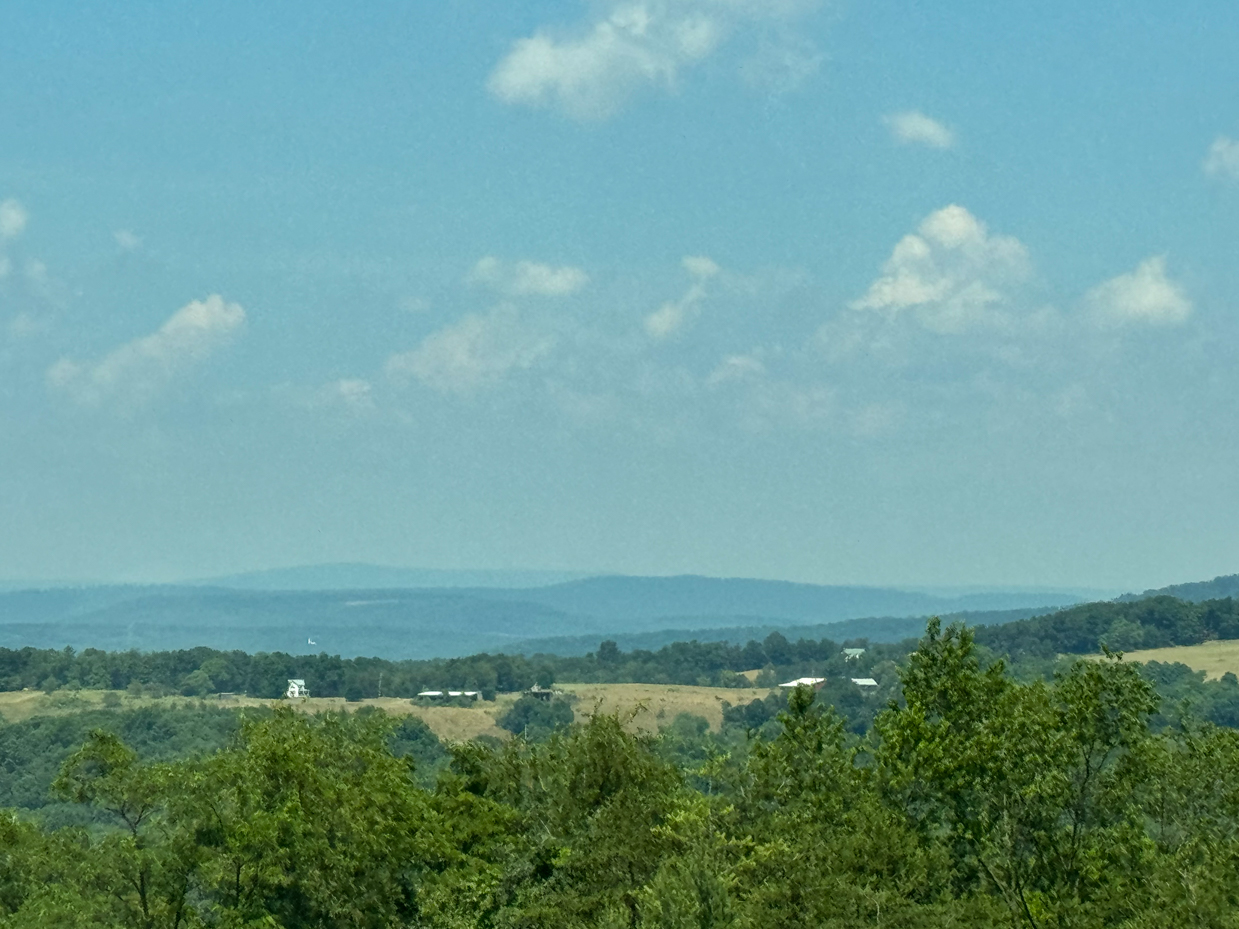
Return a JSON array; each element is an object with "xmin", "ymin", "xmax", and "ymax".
[
  {"xmin": 385, "ymin": 306, "xmax": 554, "ymax": 395},
  {"xmin": 469, "ymin": 256, "xmax": 589, "ymax": 296},
  {"xmin": 1204, "ymin": 136, "xmax": 1239, "ymax": 182},
  {"xmin": 114, "ymin": 229, "xmax": 142, "ymax": 252},
  {"xmin": 644, "ymin": 255, "xmax": 720, "ymax": 340},
  {"xmin": 851, "ymin": 205, "xmax": 1031, "ymax": 333},
  {"xmin": 8, "ymin": 312, "xmax": 44, "ymax": 339},
  {"xmin": 707, "ymin": 353, "xmax": 766, "ymax": 386},
  {"xmin": 321, "ymin": 378, "xmax": 375, "ymax": 411},
  {"xmin": 488, "ymin": 0, "xmax": 818, "ymax": 120},
  {"xmin": 48, "ymin": 295, "xmax": 246, "ymax": 408},
  {"xmin": 884, "ymin": 111, "xmax": 955, "ymax": 149},
  {"xmin": 1084, "ymin": 256, "xmax": 1191, "ymax": 327},
  {"xmin": 0, "ymin": 199, "xmax": 28, "ymax": 239},
  {"xmin": 740, "ymin": 32, "xmax": 822, "ymax": 93},
  {"xmin": 734, "ymin": 380, "xmax": 836, "ymax": 431}
]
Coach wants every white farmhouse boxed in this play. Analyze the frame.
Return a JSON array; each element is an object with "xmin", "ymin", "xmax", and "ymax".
[{"xmin": 286, "ymin": 679, "xmax": 310, "ymax": 699}]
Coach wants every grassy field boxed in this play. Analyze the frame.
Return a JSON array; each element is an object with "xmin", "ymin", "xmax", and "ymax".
[
  {"xmin": 0, "ymin": 682, "xmax": 775, "ymax": 742},
  {"xmin": 1117, "ymin": 639, "xmax": 1239, "ymax": 680},
  {"xmin": 558, "ymin": 682, "xmax": 771, "ymax": 734}
]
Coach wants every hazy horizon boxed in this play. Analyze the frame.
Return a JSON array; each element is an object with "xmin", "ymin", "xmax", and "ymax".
[
  {"xmin": 0, "ymin": 559, "xmax": 1134, "ymax": 601},
  {"xmin": 3, "ymin": 2, "xmax": 1237, "ymax": 591}
]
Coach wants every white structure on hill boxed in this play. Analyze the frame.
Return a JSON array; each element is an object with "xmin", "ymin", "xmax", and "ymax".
[
  {"xmin": 286, "ymin": 679, "xmax": 310, "ymax": 699},
  {"xmin": 851, "ymin": 678, "xmax": 878, "ymax": 688},
  {"xmin": 778, "ymin": 677, "xmax": 826, "ymax": 689},
  {"xmin": 842, "ymin": 648, "xmax": 866, "ymax": 661}
]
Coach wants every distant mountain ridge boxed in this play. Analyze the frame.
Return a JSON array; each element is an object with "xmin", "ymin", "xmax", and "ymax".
[
  {"xmin": 460, "ymin": 574, "xmax": 1088, "ymax": 624},
  {"xmin": 0, "ymin": 572, "xmax": 1089, "ymax": 659},
  {"xmin": 506, "ymin": 606, "xmax": 1062, "ymax": 656},
  {"xmin": 189, "ymin": 563, "xmax": 592, "ymax": 590}
]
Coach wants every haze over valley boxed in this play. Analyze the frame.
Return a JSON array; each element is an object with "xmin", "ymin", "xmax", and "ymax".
[{"xmin": 0, "ymin": 564, "xmax": 1217, "ymax": 659}]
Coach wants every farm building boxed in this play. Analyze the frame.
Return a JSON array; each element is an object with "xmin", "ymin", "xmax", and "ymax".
[
  {"xmin": 851, "ymin": 678, "xmax": 878, "ymax": 688},
  {"xmin": 778, "ymin": 676, "xmax": 826, "ymax": 689},
  {"xmin": 285, "ymin": 679, "xmax": 310, "ymax": 699}
]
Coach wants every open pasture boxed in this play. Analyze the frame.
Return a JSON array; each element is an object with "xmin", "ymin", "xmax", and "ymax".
[
  {"xmin": 0, "ymin": 682, "xmax": 775, "ymax": 741},
  {"xmin": 1118, "ymin": 639, "xmax": 1239, "ymax": 680}
]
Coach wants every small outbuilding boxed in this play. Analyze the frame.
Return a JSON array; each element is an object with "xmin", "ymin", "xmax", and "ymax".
[
  {"xmin": 286, "ymin": 679, "xmax": 310, "ymax": 699},
  {"xmin": 851, "ymin": 678, "xmax": 879, "ymax": 688}
]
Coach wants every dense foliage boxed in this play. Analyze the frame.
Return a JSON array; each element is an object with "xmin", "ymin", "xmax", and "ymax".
[
  {"xmin": 0, "ymin": 705, "xmax": 243, "ymax": 828},
  {"xmin": 975, "ymin": 595, "xmax": 1239, "ymax": 659},
  {"xmin": 3, "ymin": 621, "xmax": 1239, "ymax": 927},
  {"xmin": 0, "ymin": 705, "xmax": 449, "ymax": 833}
]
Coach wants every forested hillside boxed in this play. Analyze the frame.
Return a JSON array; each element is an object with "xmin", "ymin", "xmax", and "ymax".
[
  {"xmin": 3, "ymin": 623, "xmax": 1239, "ymax": 927},
  {"xmin": 975, "ymin": 595, "xmax": 1239, "ymax": 658},
  {"xmin": 1118, "ymin": 572, "xmax": 1239, "ymax": 603},
  {"xmin": 505, "ymin": 605, "xmax": 1057, "ymax": 656}
]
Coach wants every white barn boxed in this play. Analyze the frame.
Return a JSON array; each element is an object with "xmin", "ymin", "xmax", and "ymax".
[{"xmin": 778, "ymin": 676, "xmax": 826, "ymax": 689}]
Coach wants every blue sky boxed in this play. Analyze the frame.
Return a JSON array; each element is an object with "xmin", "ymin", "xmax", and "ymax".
[{"xmin": 2, "ymin": 0, "xmax": 1238, "ymax": 589}]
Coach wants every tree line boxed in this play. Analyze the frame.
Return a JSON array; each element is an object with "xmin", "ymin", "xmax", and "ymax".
[
  {"xmin": 3, "ymin": 620, "xmax": 1239, "ymax": 927},
  {"xmin": 0, "ymin": 631, "xmax": 895, "ymax": 700}
]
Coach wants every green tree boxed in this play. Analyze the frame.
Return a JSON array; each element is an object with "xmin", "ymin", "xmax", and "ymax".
[{"xmin": 499, "ymin": 696, "xmax": 575, "ymax": 741}]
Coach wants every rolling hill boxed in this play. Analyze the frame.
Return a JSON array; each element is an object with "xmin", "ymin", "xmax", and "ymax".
[
  {"xmin": 1118, "ymin": 573, "xmax": 1239, "ymax": 604},
  {"xmin": 0, "ymin": 572, "xmax": 1088, "ymax": 659}
]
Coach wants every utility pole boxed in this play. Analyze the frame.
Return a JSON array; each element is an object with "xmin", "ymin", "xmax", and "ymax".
[{"xmin": 378, "ymin": 672, "xmax": 384, "ymax": 699}]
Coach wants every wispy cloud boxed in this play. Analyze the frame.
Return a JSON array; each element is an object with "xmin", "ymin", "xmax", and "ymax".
[
  {"xmin": 644, "ymin": 255, "xmax": 720, "ymax": 340},
  {"xmin": 320, "ymin": 378, "xmax": 375, "ymax": 412},
  {"xmin": 469, "ymin": 256, "xmax": 589, "ymax": 296},
  {"xmin": 47, "ymin": 295, "xmax": 246, "ymax": 408},
  {"xmin": 740, "ymin": 31, "xmax": 823, "ymax": 94},
  {"xmin": 0, "ymin": 200, "xmax": 28, "ymax": 241},
  {"xmin": 0, "ymin": 198, "xmax": 28, "ymax": 279},
  {"xmin": 114, "ymin": 229, "xmax": 142, "ymax": 252},
  {"xmin": 0, "ymin": 199, "xmax": 28, "ymax": 240},
  {"xmin": 1084, "ymin": 256, "xmax": 1191, "ymax": 327},
  {"xmin": 385, "ymin": 306, "xmax": 555, "ymax": 395},
  {"xmin": 884, "ymin": 111, "xmax": 955, "ymax": 149},
  {"xmin": 1204, "ymin": 136, "xmax": 1239, "ymax": 182},
  {"xmin": 706, "ymin": 352, "xmax": 766, "ymax": 386},
  {"xmin": 488, "ymin": 0, "xmax": 820, "ymax": 120},
  {"xmin": 850, "ymin": 205, "xmax": 1030, "ymax": 333}
]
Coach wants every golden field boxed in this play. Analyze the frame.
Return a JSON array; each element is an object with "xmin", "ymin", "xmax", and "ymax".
[
  {"xmin": 1115, "ymin": 639, "xmax": 1239, "ymax": 680},
  {"xmin": 0, "ymin": 681, "xmax": 775, "ymax": 742}
]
